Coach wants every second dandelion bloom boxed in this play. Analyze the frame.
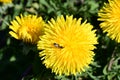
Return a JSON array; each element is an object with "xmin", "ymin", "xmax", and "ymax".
[
  {"xmin": 98, "ymin": 0, "xmax": 120, "ymax": 43},
  {"xmin": 9, "ymin": 14, "xmax": 45, "ymax": 44},
  {"xmin": 37, "ymin": 15, "xmax": 98, "ymax": 75}
]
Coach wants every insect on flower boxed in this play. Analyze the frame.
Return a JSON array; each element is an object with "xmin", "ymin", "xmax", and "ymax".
[{"xmin": 53, "ymin": 43, "xmax": 64, "ymax": 49}]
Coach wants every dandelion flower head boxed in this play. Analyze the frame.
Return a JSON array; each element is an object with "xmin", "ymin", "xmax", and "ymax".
[
  {"xmin": 98, "ymin": 0, "xmax": 120, "ymax": 43},
  {"xmin": 9, "ymin": 14, "xmax": 45, "ymax": 44},
  {"xmin": 37, "ymin": 15, "xmax": 98, "ymax": 75}
]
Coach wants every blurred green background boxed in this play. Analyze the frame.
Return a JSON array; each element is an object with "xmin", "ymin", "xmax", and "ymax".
[{"xmin": 0, "ymin": 0, "xmax": 120, "ymax": 80}]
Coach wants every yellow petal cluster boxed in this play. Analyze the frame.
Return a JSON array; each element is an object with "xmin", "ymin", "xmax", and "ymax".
[
  {"xmin": 0, "ymin": 0, "xmax": 12, "ymax": 3},
  {"xmin": 98, "ymin": 0, "xmax": 120, "ymax": 43},
  {"xmin": 37, "ymin": 15, "xmax": 98, "ymax": 75},
  {"xmin": 9, "ymin": 14, "xmax": 45, "ymax": 44}
]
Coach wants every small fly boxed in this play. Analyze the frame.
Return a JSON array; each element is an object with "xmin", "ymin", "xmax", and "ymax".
[{"xmin": 53, "ymin": 43, "xmax": 64, "ymax": 49}]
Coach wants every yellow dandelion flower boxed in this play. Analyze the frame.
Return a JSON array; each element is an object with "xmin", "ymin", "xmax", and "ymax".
[
  {"xmin": 9, "ymin": 14, "xmax": 45, "ymax": 44},
  {"xmin": 0, "ymin": 0, "xmax": 12, "ymax": 3},
  {"xmin": 98, "ymin": 0, "xmax": 120, "ymax": 43},
  {"xmin": 37, "ymin": 15, "xmax": 98, "ymax": 75}
]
